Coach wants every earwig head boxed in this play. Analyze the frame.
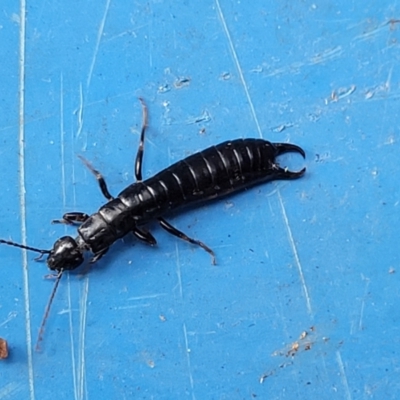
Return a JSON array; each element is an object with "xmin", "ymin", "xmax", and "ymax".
[{"xmin": 47, "ymin": 236, "xmax": 84, "ymax": 271}]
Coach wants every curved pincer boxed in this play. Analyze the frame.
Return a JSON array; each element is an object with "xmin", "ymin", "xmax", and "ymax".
[
  {"xmin": 273, "ymin": 142, "xmax": 306, "ymax": 158},
  {"xmin": 271, "ymin": 142, "xmax": 306, "ymax": 180}
]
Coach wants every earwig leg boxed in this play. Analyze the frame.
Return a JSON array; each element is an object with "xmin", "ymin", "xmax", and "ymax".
[
  {"xmin": 90, "ymin": 248, "xmax": 109, "ymax": 264},
  {"xmin": 134, "ymin": 98, "xmax": 148, "ymax": 182},
  {"xmin": 133, "ymin": 227, "xmax": 157, "ymax": 245},
  {"xmin": 78, "ymin": 155, "xmax": 114, "ymax": 201},
  {"xmin": 52, "ymin": 212, "xmax": 90, "ymax": 225},
  {"xmin": 158, "ymin": 217, "xmax": 216, "ymax": 265}
]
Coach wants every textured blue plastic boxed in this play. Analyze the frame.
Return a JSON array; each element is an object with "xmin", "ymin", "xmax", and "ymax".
[{"xmin": 1, "ymin": 2, "xmax": 400, "ymax": 399}]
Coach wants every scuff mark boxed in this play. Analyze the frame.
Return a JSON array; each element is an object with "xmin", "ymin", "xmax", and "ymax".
[
  {"xmin": 186, "ymin": 110, "xmax": 211, "ymax": 124},
  {"xmin": 271, "ymin": 123, "xmax": 294, "ymax": 133},
  {"xmin": 174, "ymin": 76, "xmax": 191, "ymax": 89},
  {"xmin": 260, "ymin": 327, "xmax": 322, "ymax": 383},
  {"xmin": 326, "ymin": 85, "xmax": 356, "ymax": 103},
  {"xmin": 157, "ymin": 83, "xmax": 171, "ymax": 93}
]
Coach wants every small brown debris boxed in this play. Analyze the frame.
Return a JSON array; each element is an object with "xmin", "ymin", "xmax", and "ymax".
[{"xmin": 0, "ymin": 338, "xmax": 8, "ymax": 359}]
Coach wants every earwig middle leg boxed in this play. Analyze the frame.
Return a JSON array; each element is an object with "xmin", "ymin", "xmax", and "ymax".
[
  {"xmin": 52, "ymin": 212, "xmax": 90, "ymax": 225},
  {"xmin": 158, "ymin": 217, "xmax": 216, "ymax": 265},
  {"xmin": 133, "ymin": 227, "xmax": 157, "ymax": 245},
  {"xmin": 78, "ymin": 155, "xmax": 114, "ymax": 200},
  {"xmin": 134, "ymin": 98, "xmax": 148, "ymax": 182}
]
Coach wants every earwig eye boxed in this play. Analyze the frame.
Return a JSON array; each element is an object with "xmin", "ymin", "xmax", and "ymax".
[{"xmin": 47, "ymin": 236, "xmax": 84, "ymax": 271}]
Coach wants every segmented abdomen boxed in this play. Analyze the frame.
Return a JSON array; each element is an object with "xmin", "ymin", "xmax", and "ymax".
[{"xmin": 118, "ymin": 139, "xmax": 278, "ymax": 220}]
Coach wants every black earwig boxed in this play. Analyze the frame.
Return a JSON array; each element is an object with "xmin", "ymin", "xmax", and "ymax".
[{"xmin": 1, "ymin": 99, "xmax": 306, "ymax": 348}]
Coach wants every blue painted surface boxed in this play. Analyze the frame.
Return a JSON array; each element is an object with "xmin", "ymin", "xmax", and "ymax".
[{"xmin": 1, "ymin": 1, "xmax": 400, "ymax": 399}]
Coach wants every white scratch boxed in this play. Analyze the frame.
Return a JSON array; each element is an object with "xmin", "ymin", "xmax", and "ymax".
[
  {"xmin": 215, "ymin": 0, "xmax": 263, "ymax": 138},
  {"xmin": 114, "ymin": 304, "xmax": 151, "ymax": 310},
  {"xmin": 58, "ymin": 77, "xmax": 79, "ymax": 400},
  {"xmin": 75, "ymin": 83, "xmax": 84, "ymax": 138},
  {"xmin": 263, "ymin": 46, "xmax": 343, "ymax": 77},
  {"xmin": 71, "ymin": 132, "xmax": 77, "ymax": 206},
  {"xmin": 385, "ymin": 65, "xmax": 393, "ymax": 91},
  {"xmin": 60, "ymin": 74, "xmax": 67, "ymax": 205},
  {"xmin": 77, "ymin": 276, "xmax": 90, "ymax": 400},
  {"xmin": 0, "ymin": 382, "xmax": 22, "ymax": 398},
  {"xmin": 67, "ymin": 275, "xmax": 78, "ymax": 400},
  {"xmin": 18, "ymin": 1, "xmax": 35, "ymax": 398},
  {"xmin": 358, "ymin": 276, "xmax": 370, "ymax": 331},
  {"xmin": 0, "ymin": 311, "xmax": 17, "ymax": 327},
  {"xmin": 87, "ymin": 0, "xmax": 111, "ymax": 88},
  {"xmin": 310, "ymin": 46, "xmax": 343, "ymax": 64},
  {"xmin": 182, "ymin": 323, "xmax": 196, "ymax": 400},
  {"xmin": 148, "ymin": 19, "xmax": 153, "ymax": 67},
  {"xmin": 352, "ymin": 20, "xmax": 388, "ymax": 43},
  {"xmin": 278, "ymin": 191, "xmax": 312, "ymax": 315},
  {"xmin": 175, "ymin": 242, "xmax": 183, "ymax": 298},
  {"xmin": 128, "ymin": 293, "xmax": 167, "ymax": 301},
  {"xmin": 336, "ymin": 351, "xmax": 352, "ymax": 400}
]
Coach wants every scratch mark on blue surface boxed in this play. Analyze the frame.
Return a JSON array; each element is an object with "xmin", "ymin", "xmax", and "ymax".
[
  {"xmin": 76, "ymin": 83, "xmax": 84, "ymax": 139},
  {"xmin": 0, "ymin": 382, "xmax": 22, "ymax": 398},
  {"xmin": 262, "ymin": 46, "xmax": 343, "ymax": 77},
  {"xmin": 115, "ymin": 304, "xmax": 151, "ymax": 310},
  {"xmin": 66, "ymin": 275, "xmax": 78, "ymax": 400},
  {"xmin": 175, "ymin": 243, "xmax": 183, "ymax": 298},
  {"xmin": 77, "ymin": 277, "xmax": 89, "ymax": 400},
  {"xmin": 336, "ymin": 351, "xmax": 352, "ymax": 400},
  {"xmin": 352, "ymin": 20, "xmax": 389, "ymax": 43},
  {"xmin": 128, "ymin": 293, "xmax": 167, "ymax": 301},
  {"xmin": 385, "ymin": 65, "xmax": 393, "ymax": 91},
  {"xmin": 215, "ymin": 0, "xmax": 262, "ymax": 138},
  {"xmin": 58, "ymin": 76, "xmax": 80, "ymax": 400},
  {"xmin": 182, "ymin": 323, "xmax": 196, "ymax": 400},
  {"xmin": 278, "ymin": 191, "xmax": 312, "ymax": 315},
  {"xmin": 148, "ymin": 18, "xmax": 153, "ymax": 68},
  {"xmin": 310, "ymin": 46, "xmax": 343, "ymax": 64},
  {"xmin": 0, "ymin": 311, "xmax": 17, "ymax": 327},
  {"xmin": 71, "ymin": 131, "xmax": 77, "ymax": 206},
  {"xmin": 60, "ymin": 74, "xmax": 67, "ymax": 206},
  {"xmin": 18, "ymin": 1, "xmax": 35, "ymax": 398},
  {"xmin": 87, "ymin": 0, "xmax": 111, "ymax": 88},
  {"xmin": 358, "ymin": 276, "xmax": 370, "ymax": 331}
]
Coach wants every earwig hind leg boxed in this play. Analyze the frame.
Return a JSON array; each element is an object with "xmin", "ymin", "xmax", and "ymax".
[
  {"xmin": 158, "ymin": 217, "xmax": 216, "ymax": 265},
  {"xmin": 52, "ymin": 212, "xmax": 90, "ymax": 225},
  {"xmin": 78, "ymin": 155, "xmax": 114, "ymax": 201},
  {"xmin": 274, "ymin": 142, "xmax": 306, "ymax": 158},
  {"xmin": 133, "ymin": 227, "xmax": 157, "ymax": 245},
  {"xmin": 134, "ymin": 98, "xmax": 148, "ymax": 182}
]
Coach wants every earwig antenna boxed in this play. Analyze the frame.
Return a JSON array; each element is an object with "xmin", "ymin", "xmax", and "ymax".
[
  {"xmin": 135, "ymin": 97, "xmax": 148, "ymax": 181},
  {"xmin": 0, "ymin": 239, "xmax": 51, "ymax": 255},
  {"xmin": 35, "ymin": 269, "xmax": 64, "ymax": 351}
]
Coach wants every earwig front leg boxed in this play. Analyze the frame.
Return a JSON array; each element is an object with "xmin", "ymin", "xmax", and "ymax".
[
  {"xmin": 134, "ymin": 98, "xmax": 148, "ymax": 181},
  {"xmin": 52, "ymin": 212, "xmax": 90, "ymax": 225},
  {"xmin": 78, "ymin": 155, "xmax": 114, "ymax": 201},
  {"xmin": 133, "ymin": 227, "xmax": 157, "ymax": 245},
  {"xmin": 158, "ymin": 217, "xmax": 216, "ymax": 265},
  {"xmin": 90, "ymin": 248, "xmax": 109, "ymax": 264}
]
